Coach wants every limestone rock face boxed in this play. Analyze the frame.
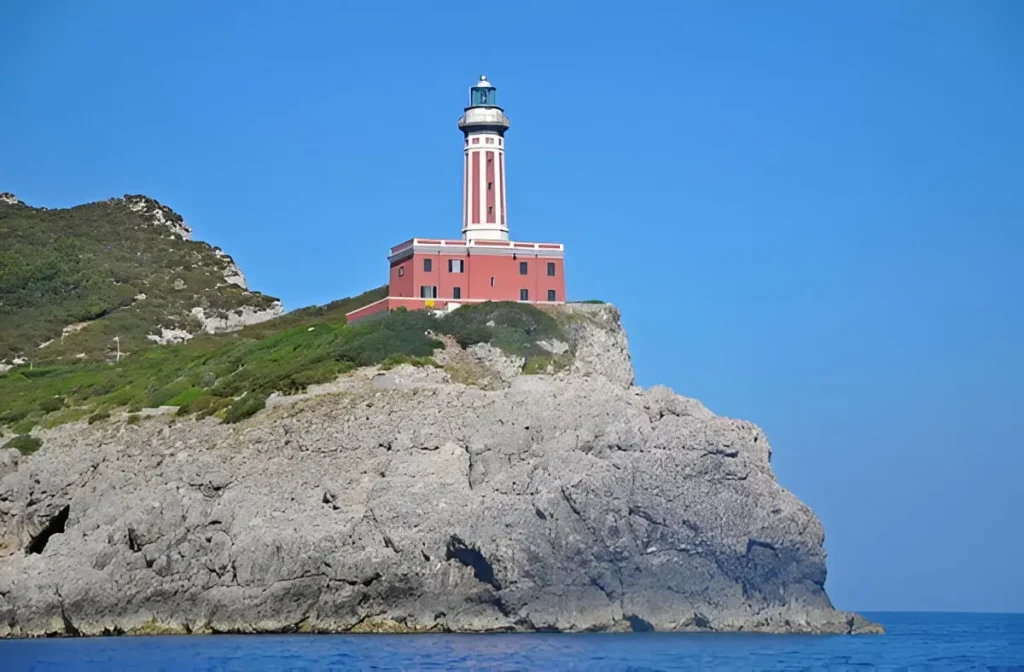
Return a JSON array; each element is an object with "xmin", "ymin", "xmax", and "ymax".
[{"xmin": 0, "ymin": 306, "xmax": 879, "ymax": 636}]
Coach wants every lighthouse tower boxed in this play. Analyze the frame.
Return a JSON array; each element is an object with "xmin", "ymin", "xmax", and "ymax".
[
  {"xmin": 345, "ymin": 74, "xmax": 566, "ymax": 323},
  {"xmin": 458, "ymin": 76, "xmax": 511, "ymax": 242}
]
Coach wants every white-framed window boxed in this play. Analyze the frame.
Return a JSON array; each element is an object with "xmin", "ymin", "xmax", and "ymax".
[
  {"xmin": 420, "ymin": 285, "xmax": 437, "ymax": 299},
  {"xmin": 448, "ymin": 259, "xmax": 464, "ymax": 273}
]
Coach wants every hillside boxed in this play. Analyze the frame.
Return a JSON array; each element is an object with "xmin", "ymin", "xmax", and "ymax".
[
  {"xmin": 0, "ymin": 193, "xmax": 282, "ymax": 369},
  {"xmin": 0, "ymin": 287, "xmax": 588, "ymax": 439}
]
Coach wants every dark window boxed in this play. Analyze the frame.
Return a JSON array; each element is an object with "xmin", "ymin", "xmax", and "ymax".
[
  {"xmin": 490, "ymin": 277, "xmax": 495, "ymax": 287},
  {"xmin": 487, "ymin": 206, "xmax": 493, "ymax": 215},
  {"xmin": 547, "ymin": 262, "xmax": 556, "ymax": 276},
  {"xmin": 547, "ymin": 289, "xmax": 556, "ymax": 301},
  {"xmin": 453, "ymin": 287, "xmax": 461, "ymax": 300},
  {"xmin": 520, "ymin": 289, "xmax": 529, "ymax": 301},
  {"xmin": 424, "ymin": 258, "xmax": 432, "ymax": 272},
  {"xmin": 487, "ymin": 182, "xmax": 493, "ymax": 191},
  {"xmin": 519, "ymin": 261, "xmax": 528, "ymax": 275},
  {"xmin": 398, "ymin": 266, "xmax": 405, "ymax": 277},
  {"xmin": 448, "ymin": 259, "xmax": 464, "ymax": 273},
  {"xmin": 420, "ymin": 285, "xmax": 437, "ymax": 299}
]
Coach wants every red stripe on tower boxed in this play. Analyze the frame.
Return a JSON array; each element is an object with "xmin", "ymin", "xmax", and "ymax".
[
  {"xmin": 471, "ymin": 152, "xmax": 480, "ymax": 224},
  {"xmin": 499, "ymin": 153, "xmax": 505, "ymax": 226},
  {"xmin": 463, "ymin": 154, "xmax": 469, "ymax": 227},
  {"xmin": 486, "ymin": 151, "xmax": 495, "ymax": 223}
]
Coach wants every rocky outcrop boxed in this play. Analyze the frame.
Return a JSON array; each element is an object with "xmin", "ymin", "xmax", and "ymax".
[
  {"xmin": 190, "ymin": 303, "xmax": 286, "ymax": 334},
  {"xmin": 0, "ymin": 305, "xmax": 880, "ymax": 637},
  {"xmin": 123, "ymin": 195, "xmax": 192, "ymax": 240}
]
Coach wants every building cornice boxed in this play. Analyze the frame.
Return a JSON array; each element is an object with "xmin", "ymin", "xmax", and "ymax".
[{"xmin": 389, "ymin": 238, "xmax": 564, "ymax": 264}]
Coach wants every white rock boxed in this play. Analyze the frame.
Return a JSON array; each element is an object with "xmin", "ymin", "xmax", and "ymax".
[
  {"xmin": 125, "ymin": 196, "xmax": 192, "ymax": 240},
  {"xmin": 146, "ymin": 328, "xmax": 195, "ymax": 345},
  {"xmin": 190, "ymin": 302, "xmax": 285, "ymax": 334}
]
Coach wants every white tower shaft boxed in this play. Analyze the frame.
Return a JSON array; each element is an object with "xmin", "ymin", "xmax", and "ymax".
[{"xmin": 463, "ymin": 131, "xmax": 507, "ymax": 241}]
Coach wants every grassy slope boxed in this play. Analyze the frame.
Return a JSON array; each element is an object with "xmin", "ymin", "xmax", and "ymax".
[
  {"xmin": 0, "ymin": 196, "xmax": 279, "ymax": 364},
  {"xmin": 0, "ymin": 290, "xmax": 571, "ymax": 440}
]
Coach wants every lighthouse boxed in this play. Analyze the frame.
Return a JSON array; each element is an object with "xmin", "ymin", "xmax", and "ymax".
[
  {"xmin": 459, "ymin": 76, "xmax": 511, "ymax": 242},
  {"xmin": 346, "ymin": 75, "xmax": 567, "ymax": 323}
]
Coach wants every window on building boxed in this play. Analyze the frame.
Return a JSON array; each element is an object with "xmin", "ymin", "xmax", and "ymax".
[
  {"xmin": 485, "ymin": 137, "xmax": 494, "ymax": 144},
  {"xmin": 546, "ymin": 262, "xmax": 556, "ymax": 276},
  {"xmin": 487, "ymin": 182, "xmax": 492, "ymax": 191},
  {"xmin": 472, "ymin": 137, "xmax": 480, "ymax": 144},
  {"xmin": 487, "ymin": 206, "xmax": 493, "ymax": 215},
  {"xmin": 420, "ymin": 285, "xmax": 437, "ymax": 299},
  {"xmin": 520, "ymin": 289, "xmax": 529, "ymax": 301},
  {"xmin": 547, "ymin": 289, "xmax": 556, "ymax": 301},
  {"xmin": 453, "ymin": 287, "xmax": 461, "ymax": 300},
  {"xmin": 448, "ymin": 259, "xmax": 464, "ymax": 273},
  {"xmin": 490, "ymin": 277, "xmax": 495, "ymax": 287},
  {"xmin": 398, "ymin": 266, "xmax": 405, "ymax": 277},
  {"xmin": 519, "ymin": 261, "xmax": 528, "ymax": 275},
  {"xmin": 424, "ymin": 258, "xmax": 432, "ymax": 272}
]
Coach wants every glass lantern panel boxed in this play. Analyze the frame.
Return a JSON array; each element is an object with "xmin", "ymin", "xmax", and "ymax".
[{"xmin": 471, "ymin": 87, "xmax": 496, "ymax": 106}]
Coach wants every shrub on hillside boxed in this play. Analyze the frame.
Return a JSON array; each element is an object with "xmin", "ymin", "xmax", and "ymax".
[
  {"xmin": 332, "ymin": 309, "xmax": 440, "ymax": 367},
  {"xmin": 223, "ymin": 393, "xmax": 267, "ymax": 424},
  {"xmin": 148, "ymin": 379, "xmax": 194, "ymax": 407},
  {"xmin": 379, "ymin": 353, "xmax": 440, "ymax": 371},
  {"xmin": 4, "ymin": 434, "xmax": 41, "ymax": 456},
  {"xmin": 39, "ymin": 396, "xmax": 65, "ymax": 413},
  {"xmin": 88, "ymin": 409, "xmax": 111, "ymax": 424}
]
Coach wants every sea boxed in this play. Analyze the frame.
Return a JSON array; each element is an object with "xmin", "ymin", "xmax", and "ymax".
[{"xmin": 1, "ymin": 612, "xmax": 1021, "ymax": 671}]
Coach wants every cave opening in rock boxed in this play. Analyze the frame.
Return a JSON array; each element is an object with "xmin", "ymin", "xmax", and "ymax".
[
  {"xmin": 27, "ymin": 505, "xmax": 70, "ymax": 555},
  {"xmin": 445, "ymin": 535, "xmax": 500, "ymax": 589},
  {"xmin": 626, "ymin": 614, "xmax": 655, "ymax": 632}
]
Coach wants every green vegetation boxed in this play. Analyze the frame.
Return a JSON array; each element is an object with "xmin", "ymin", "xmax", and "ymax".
[
  {"xmin": 0, "ymin": 195, "xmax": 279, "ymax": 364},
  {"xmin": 4, "ymin": 434, "xmax": 42, "ymax": 455},
  {"xmin": 87, "ymin": 410, "xmax": 111, "ymax": 424},
  {"xmin": 522, "ymin": 352, "xmax": 574, "ymax": 375},
  {"xmin": 223, "ymin": 393, "xmax": 267, "ymax": 424},
  {"xmin": 379, "ymin": 354, "xmax": 440, "ymax": 371},
  {"xmin": 39, "ymin": 396, "xmax": 65, "ymax": 413},
  {"xmin": 0, "ymin": 291, "xmax": 573, "ymax": 431}
]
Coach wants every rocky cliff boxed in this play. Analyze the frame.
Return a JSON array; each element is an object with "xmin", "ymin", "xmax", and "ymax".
[{"xmin": 0, "ymin": 304, "xmax": 880, "ymax": 636}]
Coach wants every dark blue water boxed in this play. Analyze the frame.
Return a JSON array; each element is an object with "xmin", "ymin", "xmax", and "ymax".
[{"xmin": 2, "ymin": 613, "xmax": 1021, "ymax": 670}]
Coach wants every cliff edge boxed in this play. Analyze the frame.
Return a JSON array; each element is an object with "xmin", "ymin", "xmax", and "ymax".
[{"xmin": 0, "ymin": 304, "xmax": 880, "ymax": 636}]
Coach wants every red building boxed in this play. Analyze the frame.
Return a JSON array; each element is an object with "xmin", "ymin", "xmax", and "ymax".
[{"xmin": 347, "ymin": 76, "xmax": 566, "ymax": 323}]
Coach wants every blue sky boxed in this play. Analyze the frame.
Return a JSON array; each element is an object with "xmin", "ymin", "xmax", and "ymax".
[{"xmin": 2, "ymin": 1, "xmax": 1022, "ymax": 613}]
